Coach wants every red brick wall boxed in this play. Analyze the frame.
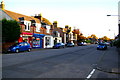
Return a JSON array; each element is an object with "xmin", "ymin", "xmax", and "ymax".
[
  {"xmin": 20, "ymin": 24, "xmax": 53, "ymax": 35},
  {"xmin": 2, "ymin": 42, "xmax": 16, "ymax": 53}
]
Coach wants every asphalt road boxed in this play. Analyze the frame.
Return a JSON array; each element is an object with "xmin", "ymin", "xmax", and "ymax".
[{"xmin": 2, "ymin": 44, "xmax": 119, "ymax": 79}]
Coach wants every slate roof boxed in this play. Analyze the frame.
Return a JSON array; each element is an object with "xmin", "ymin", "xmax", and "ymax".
[
  {"xmin": 3, "ymin": 10, "xmax": 40, "ymax": 23},
  {"xmin": 41, "ymin": 17, "xmax": 52, "ymax": 25}
]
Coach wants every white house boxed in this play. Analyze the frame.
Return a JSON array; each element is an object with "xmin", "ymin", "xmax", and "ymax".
[{"xmin": 43, "ymin": 35, "xmax": 54, "ymax": 48}]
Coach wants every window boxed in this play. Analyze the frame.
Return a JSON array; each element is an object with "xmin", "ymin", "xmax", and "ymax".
[
  {"xmin": 36, "ymin": 23, "xmax": 41, "ymax": 32},
  {"xmin": 46, "ymin": 25, "xmax": 50, "ymax": 33},
  {"xmin": 24, "ymin": 21, "xmax": 31, "ymax": 31},
  {"xmin": 24, "ymin": 43, "xmax": 28, "ymax": 46},
  {"xmin": 20, "ymin": 43, "xmax": 24, "ymax": 46},
  {"xmin": 28, "ymin": 23, "xmax": 30, "ymax": 31},
  {"xmin": 25, "ymin": 25, "xmax": 27, "ymax": 30}
]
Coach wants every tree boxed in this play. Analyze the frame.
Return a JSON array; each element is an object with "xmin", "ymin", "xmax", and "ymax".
[
  {"xmin": 2, "ymin": 19, "xmax": 21, "ymax": 42},
  {"xmin": 72, "ymin": 29, "xmax": 86, "ymax": 42},
  {"xmin": 72, "ymin": 29, "xmax": 80, "ymax": 34},
  {"xmin": 91, "ymin": 34, "xmax": 98, "ymax": 39},
  {"xmin": 86, "ymin": 34, "xmax": 98, "ymax": 44},
  {"xmin": 100, "ymin": 36, "xmax": 110, "ymax": 41}
]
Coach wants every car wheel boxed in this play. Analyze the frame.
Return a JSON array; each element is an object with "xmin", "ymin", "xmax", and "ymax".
[
  {"xmin": 15, "ymin": 49, "xmax": 19, "ymax": 53},
  {"xmin": 28, "ymin": 48, "xmax": 31, "ymax": 52}
]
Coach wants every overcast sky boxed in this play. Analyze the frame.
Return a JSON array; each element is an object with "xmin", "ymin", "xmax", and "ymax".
[{"xmin": 3, "ymin": 0, "xmax": 119, "ymax": 38}]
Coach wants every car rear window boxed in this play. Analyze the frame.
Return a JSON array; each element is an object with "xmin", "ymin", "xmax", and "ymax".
[{"xmin": 99, "ymin": 44, "xmax": 106, "ymax": 46}]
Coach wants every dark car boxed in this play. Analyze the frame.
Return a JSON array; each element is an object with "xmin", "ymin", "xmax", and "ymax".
[
  {"xmin": 97, "ymin": 43, "xmax": 107, "ymax": 50},
  {"xmin": 8, "ymin": 42, "xmax": 32, "ymax": 53},
  {"xmin": 77, "ymin": 42, "xmax": 86, "ymax": 46},
  {"xmin": 66, "ymin": 43, "xmax": 74, "ymax": 47},
  {"xmin": 53, "ymin": 43, "xmax": 65, "ymax": 49}
]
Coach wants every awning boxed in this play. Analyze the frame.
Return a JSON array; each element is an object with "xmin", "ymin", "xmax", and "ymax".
[
  {"xmin": 33, "ymin": 33, "xmax": 45, "ymax": 37},
  {"xmin": 21, "ymin": 32, "xmax": 33, "ymax": 35}
]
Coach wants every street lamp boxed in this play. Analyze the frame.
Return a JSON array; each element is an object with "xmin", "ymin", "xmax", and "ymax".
[{"xmin": 107, "ymin": 15, "xmax": 120, "ymax": 16}]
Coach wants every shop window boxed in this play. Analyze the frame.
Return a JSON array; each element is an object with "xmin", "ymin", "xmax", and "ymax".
[{"xmin": 33, "ymin": 38, "xmax": 40, "ymax": 47}]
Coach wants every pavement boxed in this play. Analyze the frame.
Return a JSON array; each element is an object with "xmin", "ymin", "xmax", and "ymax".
[{"xmin": 93, "ymin": 46, "xmax": 120, "ymax": 74}]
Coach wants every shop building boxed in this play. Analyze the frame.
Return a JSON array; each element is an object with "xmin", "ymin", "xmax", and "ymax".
[{"xmin": 32, "ymin": 33, "xmax": 45, "ymax": 48}]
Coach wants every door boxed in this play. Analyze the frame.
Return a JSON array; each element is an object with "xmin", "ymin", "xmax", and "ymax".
[{"xmin": 19, "ymin": 43, "xmax": 26, "ymax": 51}]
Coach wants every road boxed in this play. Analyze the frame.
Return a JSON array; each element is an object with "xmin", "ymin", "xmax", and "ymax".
[{"xmin": 2, "ymin": 44, "xmax": 119, "ymax": 79}]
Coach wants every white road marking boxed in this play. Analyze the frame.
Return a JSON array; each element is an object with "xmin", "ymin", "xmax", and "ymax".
[{"xmin": 86, "ymin": 69, "xmax": 96, "ymax": 80}]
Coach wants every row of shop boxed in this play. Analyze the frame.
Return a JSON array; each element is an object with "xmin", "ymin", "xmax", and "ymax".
[{"xmin": 18, "ymin": 32, "xmax": 61, "ymax": 49}]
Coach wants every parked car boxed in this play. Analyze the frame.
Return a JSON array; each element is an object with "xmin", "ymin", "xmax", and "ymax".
[
  {"xmin": 97, "ymin": 43, "xmax": 107, "ymax": 50},
  {"xmin": 53, "ymin": 43, "xmax": 65, "ymax": 49},
  {"xmin": 104, "ymin": 42, "xmax": 110, "ymax": 46},
  {"xmin": 8, "ymin": 42, "xmax": 32, "ymax": 53},
  {"xmin": 77, "ymin": 42, "xmax": 87, "ymax": 46},
  {"xmin": 66, "ymin": 43, "xmax": 74, "ymax": 47}
]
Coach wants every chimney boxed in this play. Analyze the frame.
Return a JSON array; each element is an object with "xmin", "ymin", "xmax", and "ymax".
[
  {"xmin": 53, "ymin": 21, "xmax": 57, "ymax": 27},
  {"xmin": 1, "ymin": 0, "xmax": 5, "ymax": 10},
  {"xmin": 34, "ymin": 13, "xmax": 42, "ymax": 22}
]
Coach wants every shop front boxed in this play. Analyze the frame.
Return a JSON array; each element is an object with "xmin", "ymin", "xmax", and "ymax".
[
  {"xmin": 43, "ymin": 35, "xmax": 54, "ymax": 48},
  {"xmin": 18, "ymin": 32, "xmax": 33, "ymax": 47},
  {"xmin": 32, "ymin": 33, "xmax": 45, "ymax": 48}
]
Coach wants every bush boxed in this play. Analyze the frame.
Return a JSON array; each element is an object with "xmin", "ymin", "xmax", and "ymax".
[
  {"xmin": 2, "ymin": 19, "xmax": 21, "ymax": 42},
  {"xmin": 86, "ymin": 40, "xmax": 92, "ymax": 43},
  {"xmin": 114, "ymin": 37, "xmax": 120, "ymax": 48}
]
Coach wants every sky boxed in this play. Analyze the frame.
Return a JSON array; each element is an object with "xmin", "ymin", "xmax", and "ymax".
[{"xmin": 3, "ymin": 0, "xmax": 119, "ymax": 39}]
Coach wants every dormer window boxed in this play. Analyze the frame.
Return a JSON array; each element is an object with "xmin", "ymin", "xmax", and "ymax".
[
  {"xmin": 18, "ymin": 17, "xmax": 24, "ymax": 25},
  {"xmin": 30, "ymin": 20, "xmax": 36, "ymax": 26}
]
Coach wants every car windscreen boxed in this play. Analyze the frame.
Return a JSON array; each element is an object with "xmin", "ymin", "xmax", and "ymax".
[{"xmin": 56, "ymin": 43, "xmax": 61, "ymax": 45}]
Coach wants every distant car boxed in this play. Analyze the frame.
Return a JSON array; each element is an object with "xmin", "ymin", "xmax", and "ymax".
[
  {"xmin": 77, "ymin": 42, "xmax": 87, "ymax": 46},
  {"xmin": 8, "ymin": 42, "xmax": 32, "ymax": 53},
  {"xmin": 66, "ymin": 43, "xmax": 74, "ymax": 47},
  {"xmin": 104, "ymin": 42, "xmax": 110, "ymax": 46},
  {"xmin": 53, "ymin": 43, "xmax": 65, "ymax": 49},
  {"xmin": 97, "ymin": 43, "xmax": 107, "ymax": 50},
  {"xmin": 77, "ymin": 42, "xmax": 83, "ymax": 46},
  {"xmin": 83, "ymin": 42, "xmax": 87, "ymax": 45}
]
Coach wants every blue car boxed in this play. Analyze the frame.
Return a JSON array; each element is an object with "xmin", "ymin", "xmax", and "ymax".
[
  {"xmin": 8, "ymin": 42, "xmax": 32, "ymax": 53},
  {"xmin": 53, "ymin": 43, "xmax": 65, "ymax": 49},
  {"xmin": 66, "ymin": 43, "xmax": 74, "ymax": 47},
  {"xmin": 97, "ymin": 43, "xmax": 107, "ymax": 50}
]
